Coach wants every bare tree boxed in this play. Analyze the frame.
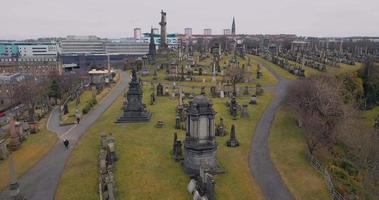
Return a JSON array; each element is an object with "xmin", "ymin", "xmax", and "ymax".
[
  {"xmin": 225, "ymin": 63, "xmax": 248, "ymax": 96},
  {"xmin": 287, "ymin": 75, "xmax": 353, "ymax": 154}
]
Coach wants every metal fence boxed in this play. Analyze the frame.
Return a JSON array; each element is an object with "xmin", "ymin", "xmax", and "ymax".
[{"xmin": 305, "ymin": 153, "xmax": 345, "ymax": 200}]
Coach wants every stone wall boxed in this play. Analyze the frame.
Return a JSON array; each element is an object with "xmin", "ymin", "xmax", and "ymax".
[{"xmin": 99, "ymin": 134, "xmax": 117, "ymax": 200}]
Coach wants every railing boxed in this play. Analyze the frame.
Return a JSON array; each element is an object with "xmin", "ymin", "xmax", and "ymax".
[{"xmin": 305, "ymin": 152, "xmax": 345, "ymax": 200}]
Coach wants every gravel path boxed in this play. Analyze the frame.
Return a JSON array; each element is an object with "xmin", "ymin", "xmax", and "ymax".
[
  {"xmin": 249, "ymin": 61, "xmax": 294, "ymax": 200},
  {"xmin": 0, "ymin": 71, "xmax": 129, "ymax": 200}
]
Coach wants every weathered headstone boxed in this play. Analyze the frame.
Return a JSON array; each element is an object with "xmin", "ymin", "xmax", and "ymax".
[
  {"xmin": 157, "ymin": 83, "xmax": 164, "ymax": 96},
  {"xmin": 215, "ymin": 117, "xmax": 225, "ymax": 136},
  {"xmin": 226, "ymin": 124, "xmax": 240, "ymax": 147},
  {"xmin": 243, "ymin": 86, "xmax": 249, "ymax": 95},
  {"xmin": 219, "ymin": 90, "xmax": 225, "ymax": 98},
  {"xmin": 63, "ymin": 103, "xmax": 69, "ymax": 115},
  {"xmin": 175, "ymin": 114, "xmax": 181, "ymax": 129},
  {"xmin": 150, "ymin": 92, "xmax": 155, "ymax": 105},
  {"xmin": 240, "ymin": 105, "xmax": 249, "ymax": 118},
  {"xmin": 256, "ymin": 83, "xmax": 264, "ymax": 96},
  {"xmin": 229, "ymin": 96, "xmax": 238, "ymax": 119},
  {"xmin": 249, "ymin": 94, "xmax": 257, "ymax": 105},
  {"xmin": 210, "ymin": 86, "xmax": 217, "ymax": 97}
]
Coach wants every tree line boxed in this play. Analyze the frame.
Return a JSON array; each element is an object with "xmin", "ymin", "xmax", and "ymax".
[{"xmin": 287, "ymin": 59, "xmax": 379, "ymax": 199}]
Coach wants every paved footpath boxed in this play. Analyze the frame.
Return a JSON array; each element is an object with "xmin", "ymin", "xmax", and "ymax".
[
  {"xmin": 249, "ymin": 61, "xmax": 294, "ymax": 200},
  {"xmin": 0, "ymin": 71, "xmax": 129, "ymax": 200}
]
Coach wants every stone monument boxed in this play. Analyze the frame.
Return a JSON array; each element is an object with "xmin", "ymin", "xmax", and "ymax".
[
  {"xmin": 226, "ymin": 125, "xmax": 239, "ymax": 147},
  {"xmin": 158, "ymin": 10, "xmax": 169, "ymax": 54},
  {"xmin": 116, "ymin": 69, "xmax": 151, "ymax": 122},
  {"xmin": 8, "ymin": 116, "xmax": 21, "ymax": 150},
  {"xmin": 148, "ymin": 27, "xmax": 156, "ymax": 63},
  {"xmin": 183, "ymin": 92, "xmax": 223, "ymax": 175}
]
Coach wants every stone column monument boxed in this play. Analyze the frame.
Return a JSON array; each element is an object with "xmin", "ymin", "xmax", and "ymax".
[{"xmin": 158, "ymin": 10, "xmax": 169, "ymax": 54}]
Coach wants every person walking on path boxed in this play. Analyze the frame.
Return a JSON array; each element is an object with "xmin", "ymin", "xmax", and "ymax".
[
  {"xmin": 75, "ymin": 108, "xmax": 81, "ymax": 124},
  {"xmin": 63, "ymin": 139, "xmax": 69, "ymax": 149}
]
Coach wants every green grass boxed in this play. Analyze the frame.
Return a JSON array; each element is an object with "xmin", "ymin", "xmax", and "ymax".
[
  {"xmin": 56, "ymin": 83, "xmax": 274, "ymax": 199},
  {"xmin": 252, "ymin": 56, "xmax": 297, "ymax": 80},
  {"xmin": 0, "ymin": 118, "xmax": 57, "ymax": 191},
  {"xmin": 360, "ymin": 106, "xmax": 379, "ymax": 127},
  {"xmin": 269, "ymin": 105, "xmax": 330, "ymax": 200},
  {"xmin": 328, "ymin": 63, "xmax": 363, "ymax": 75}
]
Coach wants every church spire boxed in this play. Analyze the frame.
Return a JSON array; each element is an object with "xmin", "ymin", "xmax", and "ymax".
[{"xmin": 232, "ymin": 17, "xmax": 236, "ymax": 36}]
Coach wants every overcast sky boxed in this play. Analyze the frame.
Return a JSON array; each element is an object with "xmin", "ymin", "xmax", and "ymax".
[{"xmin": 1, "ymin": 0, "xmax": 378, "ymax": 39}]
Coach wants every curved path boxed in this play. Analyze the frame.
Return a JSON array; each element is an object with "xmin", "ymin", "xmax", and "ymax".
[
  {"xmin": 0, "ymin": 71, "xmax": 129, "ymax": 200},
  {"xmin": 249, "ymin": 61, "xmax": 294, "ymax": 200}
]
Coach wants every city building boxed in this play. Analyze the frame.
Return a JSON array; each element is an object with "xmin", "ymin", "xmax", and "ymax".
[
  {"xmin": 204, "ymin": 29, "xmax": 212, "ymax": 36},
  {"xmin": 223, "ymin": 29, "xmax": 232, "ymax": 35},
  {"xmin": 0, "ymin": 42, "xmax": 58, "ymax": 57},
  {"xmin": 0, "ymin": 56, "xmax": 62, "ymax": 75},
  {"xmin": 105, "ymin": 39, "xmax": 149, "ymax": 55},
  {"xmin": 152, "ymin": 28, "xmax": 159, "ymax": 35},
  {"xmin": 185, "ymin": 28, "xmax": 193, "ymax": 38},
  {"xmin": 60, "ymin": 35, "xmax": 106, "ymax": 54},
  {"xmin": 134, "ymin": 28, "xmax": 142, "ymax": 40},
  {"xmin": 60, "ymin": 36, "xmax": 149, "ymax": 70},
  {"xmin": 141, "ymin": 33, "xmax": 179, "ymax": 48}
]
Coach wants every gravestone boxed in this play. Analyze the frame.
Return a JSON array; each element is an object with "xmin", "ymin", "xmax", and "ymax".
[
  {"xmin": 215, "ymin": 117, "xmax": 225, "ymax": 136},
  {"xmin": 210, "ymin": 86, "xmax": 217, "ymax": 97},
  {"xmin": 256, "ymin": 83, "xmax": 264, "ymax": 96},
  {"xmin": 157, "ymin": 83, "xmax": 164, "ymax": 96},
  {"xmin": 229, "ymin": 96, "xmax": 238, "ymax": 119},
  {"xmin": 240, "ymin": 105, "xmax": 249, "ymax": 118},
  {"xmin": 249, "ymin": 95, "xmax": 257, "ymax": 105},
  {"xmin": 226, "ymin": 125, "xmax": 239, "ymax": 147},
  {"xmin": 243, "ymin": 86, "xmax": 249, "ymax": 95},
  {"xmin": 116, "ymin": 69, "xmax": 151, "ymax": 122},
  {"xmin": 219, "ymin": 90, "xmax": 225, "ymax": 98},
  {"xmin": 155, "ymin": 120, "xmax": 164, "ymax": 128},
  {"xmin": 172, "ymin": 132, "xmax": 183, "ymax": 161},
  {"xmin": 175, "ymin": 114, "xmax": 181, "ymax": 129},
  {"xmin": 165, "ymin": 87, "xmax": 169, "ymax": 96},
  {"xmin": 63, "ymin": 103, "xmax": 69, "ymax": 115},
  {"xmin": 150, "ymin": 92, "xmax": 155, "ymax": 105}
]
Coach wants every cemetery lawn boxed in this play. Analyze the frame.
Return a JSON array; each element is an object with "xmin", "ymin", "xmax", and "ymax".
[
  {"xmin": 56, "ymin": 86, "xmax": 274, "ymax": 200},
  {"xmin": 328, "ymin": 62, "xmax": 363, "ymax": 75},
  {"xmin": 251, "ymin": 56, "xmax": 297, "ymax": 80},
  {"xmin": 268, "ymin": 105, "xmax": 329, "ymax": 200},
  {"xmin": 0, "ymin": 117, "xmax": 57, "ymax": 191}
]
